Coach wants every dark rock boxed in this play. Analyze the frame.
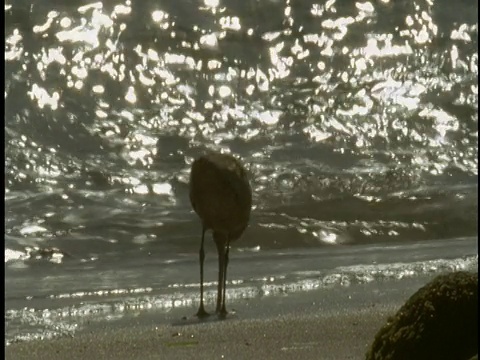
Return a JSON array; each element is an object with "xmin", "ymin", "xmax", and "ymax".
[{"xmin": 366, "ymin": 271, "xmax": 478, "ymax": 360}]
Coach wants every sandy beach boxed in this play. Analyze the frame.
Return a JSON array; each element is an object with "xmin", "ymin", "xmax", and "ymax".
[
  {"xmin": 6, "ymin": 274, "xmax": 436, "ymax": 360},
  {"xmin": 6, "ymin": 308, "xmax": 392, "ymax": 360}
]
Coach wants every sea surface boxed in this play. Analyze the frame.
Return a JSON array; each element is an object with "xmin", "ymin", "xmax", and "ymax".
[{"xmin": 5, "ymin": 0, "xmax": 478, "ymax": 345}]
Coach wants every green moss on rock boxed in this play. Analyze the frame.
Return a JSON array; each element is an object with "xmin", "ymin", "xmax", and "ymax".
[{"xmin": 366, "ymin": 271, "xmax": 478, "ymax": 360}]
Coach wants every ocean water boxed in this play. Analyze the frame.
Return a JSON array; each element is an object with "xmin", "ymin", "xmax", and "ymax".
[{"xmin": 5, "ymin": 0, "xmax": 478, "ymax": 345}]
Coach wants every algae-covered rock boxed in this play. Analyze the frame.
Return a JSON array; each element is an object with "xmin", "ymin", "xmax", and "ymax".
[{"xmin": 366, "ymin": 271, "xmax": 478, "ymax": 360}]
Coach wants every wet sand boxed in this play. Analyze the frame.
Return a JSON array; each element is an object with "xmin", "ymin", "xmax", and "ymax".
[
  {"xmin": 6, "ymin": 308, "xmax": 391, "ymax": 360},
  {"xmin": 6, "ymin": 275, "xmax": 439, "ymax": 360}
]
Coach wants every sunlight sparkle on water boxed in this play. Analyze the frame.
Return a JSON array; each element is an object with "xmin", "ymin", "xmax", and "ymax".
[
  {"xmin": 256, "ymin": 110, "xmax": 281, "ymax": 126},
  {"xmin": 33, "ymin": 12, "xmax": 57, "ymax": 33},
  {"xmin": 218, "ymin": 85, "xmax": 232, "ymax": 98},
  {"xmin": 114, "ymin": 4, "xmax": 132, "ymax": 16},
  {"xmin": 28, "ymin": 84, "xmax": 60, "ymax": 110},
  {"xmin": 204, "ymin": 0, "xmax": 219, "ymax": 8},
  {"xmin": 133, "ymin": 185, "xmax": 149, "ymax": 194},
  {"xmin": 199, "ymin": 33, "xmax": 219, "ymax": 50},
  {"xmin": 153, "ymin": 183, "xmax": 173, "ymax": 195},
  {"xmin": 56, "ymin": 26, "xmax": 100, "ymax": 48},
  {"xmin": 92, "ymin": 85, "xmax": 105, "ymax": 94},
  {"xmin": 125, "ymin": 86, "xmax": 137, "ymax": 103},
  {"xmin": 220, "ymin": 16, "xmax": 241, "ymax": 31},
  {"xmin": 152, "ymin": 10, "xmax": 168, "ymax": 23},
  {"xmin": 364, "ymin": 37, "xmax": 413, "ymax": 58},
  {"xmin": 60, "ymin": 17, "xmax": 72, "ymax": 28},
  {"xmin": 78, "ymin": 2, "xmax": 102, "ymax": 14},
  {"xmin": 356, "ymin": 2, "xmax": 374, "ymax": 13}
]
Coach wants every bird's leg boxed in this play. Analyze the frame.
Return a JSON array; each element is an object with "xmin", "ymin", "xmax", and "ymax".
[
  {"xmin": 214, "ymin": 233, "xmax": 227, "ymax": 315},
  {"xmin": 196, "ymin": 226, "xmax": 209, "ymax": 318},
  {"xmin": 219, "ymin": 236, "xmax": 231, "ymax": 317}
]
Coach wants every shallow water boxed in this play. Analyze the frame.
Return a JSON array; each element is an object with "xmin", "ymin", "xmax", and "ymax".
[{"xmin": 4, "ymin": 0, "xmax": 478, "ymax": 344}]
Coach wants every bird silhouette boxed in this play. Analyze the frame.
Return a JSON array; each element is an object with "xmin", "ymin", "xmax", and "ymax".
[{"xmin": 189, "ymin": 152, "xmax": 252, "ymax": 318}]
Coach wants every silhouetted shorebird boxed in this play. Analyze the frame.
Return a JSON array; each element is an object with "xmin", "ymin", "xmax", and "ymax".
[{"xmin": 189, "ymin": 152, "xmax": 252, "ymax": 318}]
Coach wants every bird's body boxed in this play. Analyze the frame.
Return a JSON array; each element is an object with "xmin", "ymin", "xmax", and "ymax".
[{"xmin": 189, "ymin": 152, "xmax": 252, "ymax": 317}]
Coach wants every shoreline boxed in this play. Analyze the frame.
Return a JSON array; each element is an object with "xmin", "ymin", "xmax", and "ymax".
[
  {"xmin": 7, "ymin": 307, "xmax": 393, "ymax": 360},
  {"xmin": 6, "ymin": 274, "xmax": 441, "ymax": 360}
]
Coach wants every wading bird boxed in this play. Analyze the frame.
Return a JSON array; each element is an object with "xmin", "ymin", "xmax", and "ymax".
[{"xmin": 189, "ymin": 152, "xmax": 252, "ymax": 318}]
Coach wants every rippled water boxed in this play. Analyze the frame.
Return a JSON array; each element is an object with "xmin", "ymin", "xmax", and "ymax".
[{"xmin": 5, "ymin": 0, "xmax": 478, "ymax": 344}]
